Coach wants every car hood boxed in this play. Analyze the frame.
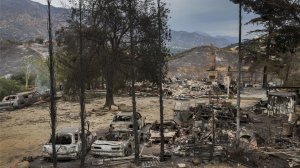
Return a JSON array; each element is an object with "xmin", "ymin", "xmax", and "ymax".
[
  {"xmin": 43, "ymin": 144, "xmax": 76, "ymax": 154},
  {"xmin": 150, "ymin": 130, "xmax": 176, "ymax": 138},
  {"xmin": 92, "ymin": 140, "xmax": 126, "ymax": 146}
]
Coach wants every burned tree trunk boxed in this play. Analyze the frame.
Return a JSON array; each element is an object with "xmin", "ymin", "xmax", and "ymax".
[
  {"xmin": 47, "ymin": 0, "xmax": 57, "ymax": 167},
  {"xmin": 284, "ymin": 51, "xmax": 294, "ymax": 85},
  {"xmin": 129, "ymin": 0, "xmax": 139, "ymax": 164},
  {"xmin": 104, "ymin": 71, "xmax": 115, "ymax": 109},
  {"xmin": 157, "ymin": 0, "xmax": 165, "ymax": 161},
  {"xmin": 79, "ymin": 0, "xmax": 87, "ymax": 167},
  {"xmin": 101, "ymin": 71, "xmax": 105, "ymax": 89},
  {"xmin": 262, "ymin": 65, "xmax": 268, "ymax": 88},
  {"xmin": 103, "ymin": 40, "xmax": 116, "ymax": 110}
]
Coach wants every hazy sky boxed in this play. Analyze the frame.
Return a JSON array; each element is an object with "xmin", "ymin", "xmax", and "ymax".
[{"xmin": 31, "ymin": 0, "xmax": 257, "ymax": 38}]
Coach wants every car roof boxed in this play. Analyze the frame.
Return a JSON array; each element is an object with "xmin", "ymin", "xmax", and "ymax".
[
  {"xmin": 4, "ymin": 95, "xmax": 17, "ymax": 97},
  {"xmin": 117, "ymin": 111, "xmax": 134, "ymax": 116}
]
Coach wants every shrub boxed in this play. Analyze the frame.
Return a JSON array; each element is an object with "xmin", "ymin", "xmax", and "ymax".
[{"xmin": 0, "ymin": 79, "xmax": 23, "ymax": 100}]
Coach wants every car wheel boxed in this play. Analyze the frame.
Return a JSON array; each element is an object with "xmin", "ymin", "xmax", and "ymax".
[
  {"xmin": 124, "ymin": 147, "xmax": 132, "ymax": 156},
  {"xmin": 124, "ymin": 149, "xmax": 129, "ymax": 156}
]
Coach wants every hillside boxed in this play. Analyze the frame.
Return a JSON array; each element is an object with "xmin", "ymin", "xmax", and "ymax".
[
  {"xmin": 0, "ymin": 42, "xmax": 240, "ymax": 79},
  {"xmin": 168, "ymin": 30, "xmax": 236, "ymax": 53},
  {"xmin": 0, "ymin": 0, "xmax": 68, "ymax": 41},
  {"xmin": 0, "ymin": 41, "xmax": 47, "ymax": 76},
  {"xmin": 0, "ymin": 0, "xmax": 236, "ymax": 50},
  {"xmin": 168, "ymin": 45, "xmax": 238, "ymax": 79}
]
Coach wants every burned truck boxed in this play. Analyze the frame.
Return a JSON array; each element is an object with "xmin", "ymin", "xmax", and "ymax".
[
  {"xmin": 42, "ymin": 127, "xmax": 96, "ymax": 160},
  {"xmin": 91, "ymin": 131, "xmax": 134, "ymax": 157}
]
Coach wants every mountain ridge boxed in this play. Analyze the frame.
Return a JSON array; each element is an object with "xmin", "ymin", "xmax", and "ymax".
[
  {"xmin": 168, "ymin": 30, "xmax": 236, "ymax": 54},
  {"xmin": 0, "ymin": 0, "xmax": 69, "ymax": 41},
  {"xmin": 0, "ymin": 0, "xmax": 237, "ymax": 49}
]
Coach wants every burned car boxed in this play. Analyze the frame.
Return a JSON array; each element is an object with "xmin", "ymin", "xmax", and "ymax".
[
  {"xmin": 110, "ymin": 111, "xmax": 145, "ymax": 131},
  {"xmin": 91, "ymin": 131, "xmax": 134, "ymax": 157},
  {"xmin": 0, "ymin": 91, "xmax": 41, "ymax": 110},
  {"xmin": 149, "ymin": 120, "xmax": 179, "ymax": 143},
  {"xmin": 42, "ymin": 127, "xmax": 96, "ymax": 160},
  {"xmin": 0, "ymin": 94, "xmax": 25, "ymax": 110}
]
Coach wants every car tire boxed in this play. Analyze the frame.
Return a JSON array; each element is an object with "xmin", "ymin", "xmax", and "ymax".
[{"xmin": 124, "ymin": 147, "xmax": 132, "ymax": 156}]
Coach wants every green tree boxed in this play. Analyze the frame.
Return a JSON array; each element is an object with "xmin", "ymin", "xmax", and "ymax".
[
  {"xmin": 237, "ymin": 0, "xmax": 300, "ymax": 86},
  {"xmin": 56, "ymin": 0, "xmax": 170, "ymax": 109},
  {"xmin": 0, "ymin": 79, "xmax": 22, "ymax": 100}
]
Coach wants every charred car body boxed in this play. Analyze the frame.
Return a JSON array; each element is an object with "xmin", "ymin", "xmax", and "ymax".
[
  {"xmin": 42, "ymin": 127, "xmax": 96, "ymax": 160},
  {"xmin": 0, "ymin": 91, "xmax": 43, "ymax": 110},
  {"xmin": 91, "ymin": 131, "xmax": 134, "ymax": 157},
  {"xmin": 149, "ymin": 120, "xmax": 179, "ymax": 144},
  {"xmin": 109, "ymin": 111, "xmax": 145, "ymax": 131},
  {"xmin": 91, "ymin": 111, "xmax": 148, "ymax": 157}
]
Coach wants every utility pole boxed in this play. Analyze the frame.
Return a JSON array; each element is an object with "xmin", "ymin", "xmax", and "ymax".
[
  {"xmin": 157, "ymin": 0, "xmax": 165, "ymax": 162},
  {"xmin": 236, "ymin": 1, "xmax": 242, "ymax": 147},
  {"xmin": 129, "ymin": 0, "xmax": 140, "ymax": 165},
  {"xmin": 47, "ymin": 0, "xmax": 57, "ymax": 167},
  {"xmin": 79, "ymin": 0, "xmax": 87, "ymax": 167}
]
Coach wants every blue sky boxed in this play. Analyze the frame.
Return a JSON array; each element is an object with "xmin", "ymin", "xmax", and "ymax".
[{"xmin": 31, "ymin": 0, "xmax": 258, "ymax": 38}]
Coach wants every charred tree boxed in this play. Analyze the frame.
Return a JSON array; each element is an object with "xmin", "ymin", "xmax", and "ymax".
[
  {"xmin": 47, "ymin": 0, "xmax": 57, "ymax": 167},
  {"xmin": 157, "ymin": 0, "xmax": 165, "ymax": 161},
  {"xmin": 104, "ymin": 63, "xmax": 115, "ymax": 109},
  {"xmin": 284, "ymin": 50, "xmax": 294, "ymax": 85},
  {"xmin": 129, "ymin": 0, "xmax": 140, "ymax": 164},
  {"xmin": 262, "ymin": 65, "xmax": 268, "ymax": 88},
  {"xmin": 56, "ymin": 0, "xmax": 171, "ymax": 109},
  {"xmin": 79, "ymin": 0, "xmax": 87, "ymax": 167}
]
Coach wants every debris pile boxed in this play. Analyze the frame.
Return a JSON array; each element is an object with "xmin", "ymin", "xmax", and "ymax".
[
  {"xmin": 164, "ymin": 78, "xmax": 237, "ymax": 100},
  {"xmin": 24, "ymin": 84, "xmax": 299, "ymax": 167}
]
